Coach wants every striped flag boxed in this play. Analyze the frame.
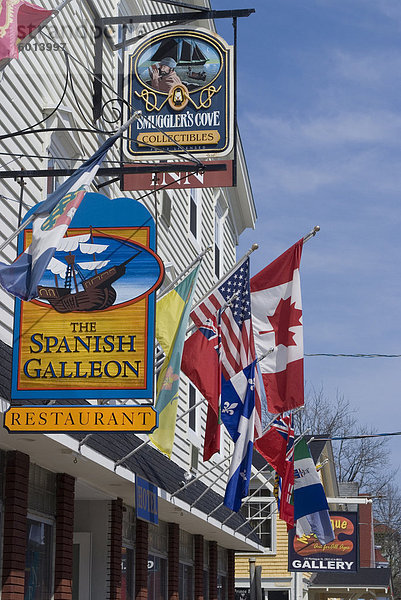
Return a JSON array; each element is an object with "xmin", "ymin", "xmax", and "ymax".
[
  {"xmin": 294, "ymin": 438, "xmax": 334, "ymax": 544},
  {"xmin": 255, "ymin": 414, "xmax": 293, "ymax": 477},
  {"xmin": 190, "ymin": 258, "xmax": 253, "ymax": 377},
  {"xmin": 0, "ymin": 133, "xmax": 120, "ymax": 301},
  {"xmin": 221, "ymin": 361, "xmax": 256, "ymax": 511},
  {"xmin": 182, "ymin": 258, "xmax": 262, "ymax": 460}
]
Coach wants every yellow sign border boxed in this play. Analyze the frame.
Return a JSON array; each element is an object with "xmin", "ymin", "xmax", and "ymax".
[{"xmin": 4, "ymin": 406, "xmax": 158, "ymax": 433}]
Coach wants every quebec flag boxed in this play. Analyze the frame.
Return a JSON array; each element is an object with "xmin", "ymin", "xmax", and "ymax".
[
  {"xmin": 221, "ymin": 361, "xmax": 256, "ymax": 512},
  {"xmin": 0, "ymin": 133, "xmax": 119, "ymax": 301}
]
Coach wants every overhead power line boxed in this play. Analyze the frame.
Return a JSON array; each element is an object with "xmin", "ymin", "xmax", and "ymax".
[
  {"xmin": 305, "ymin": 353, "xmax": 401, "ymax": 358},
  {"xmin": 313, "ymin": 431, "xmax": 401, "ymax": 441}
]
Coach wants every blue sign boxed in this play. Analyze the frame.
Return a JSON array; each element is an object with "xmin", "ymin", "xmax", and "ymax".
[
  {"xmin": 126, "ymin": 26, "xmax": 233, "ymax": 160},
  {"xmin": 136, "ymin": 475, "xmax": 158, "ymax": 524}
]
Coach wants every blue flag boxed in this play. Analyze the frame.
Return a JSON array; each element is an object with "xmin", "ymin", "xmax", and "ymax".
[
  {"xmin": 221, "ymin": 361, "xmax": 256, "ymax": 512},
  {"xmin": 294, "ymin": 438, "xmax": 334, "ymax": 544},
  {"xmin": 0, "ymin": 132, "xmax": 120, "ymax": 301}
]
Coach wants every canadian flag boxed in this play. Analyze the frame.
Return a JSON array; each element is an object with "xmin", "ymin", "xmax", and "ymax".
[{"xmin": 250, "ymin": 239, "xmax": 304, "ymax": 414}]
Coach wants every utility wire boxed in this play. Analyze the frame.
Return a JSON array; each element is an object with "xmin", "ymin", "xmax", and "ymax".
[
  {"xmin": 0, "ymin": 52, "xmax": 71, "ymax": 143},
  {"xmin": 305, "ymin": 353, "xmax": 401, "ymax": 358},
  {"xmin": 0, "ymin": 151, "xmax": 124, "ymax": 163},
  {"xmin": 314, "ymin": 431, "xmax": 401, "ymax": 441}
]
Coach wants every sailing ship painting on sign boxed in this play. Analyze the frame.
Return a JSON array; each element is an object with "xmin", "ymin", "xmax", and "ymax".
[
  {"xmin": 35, "ymin": 229, "xmax": 159, "ymax": 313},
  {"xmin": 12, "ymin": 192, "xmax": 164, "ymax": 402},
  {"xmin": 138, "ymin": 35, "xmax": 221, "ymax": 93},
  {"xmin": 126, "ymin": 26, "xmax": 233, "ymax": 160}
]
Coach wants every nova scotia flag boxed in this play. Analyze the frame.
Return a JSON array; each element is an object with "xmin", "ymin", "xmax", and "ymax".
[
  {"xmin": 221, "ymin": 361, "xmax": 256, "ymax": 512},
  {"xmin": 0, "ymin": 132, "xmax": 120, "ymax": 301}
]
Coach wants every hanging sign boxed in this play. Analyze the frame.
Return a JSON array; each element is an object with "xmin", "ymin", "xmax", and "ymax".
[
  {"xmin": 288, "ymin": 511, "xmax": 358, "ymax": 572},
  {"xmin": 4, "ymin": 405, "xmax": 157, "ymax": 433},
  {"xmin": 9, "ymin": 192, "xmax": 164, "ymax": 410},
  {"xmin": 135, "ymin": 475, "xmax": 158, "ymax": 524},
  {"xmin": 125, "ymin": 26, "xmax": 234, "ymax": 160},
  {"xmin": 123, "ymin": 160, "xmax": 234, "ymax": 191}
]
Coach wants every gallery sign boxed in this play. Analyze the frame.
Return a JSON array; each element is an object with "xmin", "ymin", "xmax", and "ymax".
[
  {"xmin": 288, "ymin": 511, "xmax": 358, "ymax": 572},
  {"xmin": 10, "ymin": 192, "xmax": 164, "ymax": 405},
  {"xmin": 126, "ymin": 26, "xmax": 234, "ymax": 160}
]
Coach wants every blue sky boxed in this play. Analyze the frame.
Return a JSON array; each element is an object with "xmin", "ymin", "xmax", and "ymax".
[{"xmin": 213, "ymin": 0, "xmax": 401, "ymax": 486}]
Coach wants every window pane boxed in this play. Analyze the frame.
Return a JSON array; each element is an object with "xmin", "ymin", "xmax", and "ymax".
[
  {"xmin": 190, "ymin": 196, "xmax": 197, "ymax": 237},
  {"xmin": 148, "ymin": 554, "xmax": 167, "ymax": 600},
  {"xmin": 189, "ymin": 384, "xmax": 196, "ymax": 431},
  {"xmin": 122, "ymin": 547, "xmax": 135, "ymax": 600},
  {"xmin": 215, "ymin": 243, "xmax": 220, "ymax": 278},
  {"xmin": 24, "ymin": 519, "xmax": 53, "ymax": 600},
  {"xmin": 179, "ymin": 563, "xmax": 193, "ymax": 600},
  {"xmin": 203, "ymin": 570, "xmax": 209, "ymax": 600}
]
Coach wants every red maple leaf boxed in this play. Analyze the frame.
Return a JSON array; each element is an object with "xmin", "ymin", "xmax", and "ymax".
[{"xmin": 259, "ymin": 297, "xmax": 302, "ymax": 348}]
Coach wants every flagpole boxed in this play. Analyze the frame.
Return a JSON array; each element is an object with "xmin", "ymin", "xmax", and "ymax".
[
  {"xmin": 303, "ymin": 225, "xmax": 320, "ymax": 243},
  {"xmin": 191, "ymin": 243, "xmax": 259, "ymax": 312},
  {"xmin": 170, "ymin": 451, "xmax": 234, "ymax": 498},
  {"xmin": 112, "ymin": 395, "xmax": 207, "ymax": 468},
  {"xmin": 245, "ymin": 514, "xmax": 272, "ymax": 539},
  {"xmin": 157, "ymin": 246, "xmax": 212, "ymax": 300},
  {"xmin": 240, "ymin": 470, "xmax": 275, "ymax": 507},
  {"xmin": 190, "ymin": 460, "xmax": 232, "ymax": 509},
  {"xmin": 221, "ymin": 468, "xmax": 274, "ymax": 525},
  {"xmin": 208, "ymin": 467, "xmax": 274, "ymax": 522},
  {"xmin": 239, "ymin": 499, "xmax": 276, "ymax": 533},
  {"xmin": 258, "ymin": 405, "xmax": 303, "ymax": 438},
  {"xmin": 0, "ymin": 112, "xmax": 142, "ymax": 255}
]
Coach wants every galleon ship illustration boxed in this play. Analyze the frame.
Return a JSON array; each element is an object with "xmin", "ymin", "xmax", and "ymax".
[{"xmin": 37, "ymin": 232, "xmax": 140, "ymax": 313}]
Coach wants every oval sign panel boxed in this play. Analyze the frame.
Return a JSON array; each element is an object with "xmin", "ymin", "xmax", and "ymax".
[{"xmin": 126, "ymin": 25, "xmax": 234, "ymax": 160}]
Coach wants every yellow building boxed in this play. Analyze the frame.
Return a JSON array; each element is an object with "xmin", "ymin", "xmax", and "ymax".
[{"xmin": 234, "ymin": 438, "xmax": 339, "ymax": 600}]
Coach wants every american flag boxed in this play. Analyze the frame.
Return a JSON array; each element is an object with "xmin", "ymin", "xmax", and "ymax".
[
  {"xmin": 190, "ymin": 258, "xmax": 253, "ymax": 380},
  {"xmin": 190, "ymin": 258, "xmax": 262, "ymax": 440}
]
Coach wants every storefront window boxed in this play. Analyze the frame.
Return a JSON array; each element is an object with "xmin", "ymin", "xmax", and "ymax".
[
  {"xmin": 122, "ymin": 505, "xmax": 136, "ymax": 599},
  {"xmin": 241, "ymin": 487, "xmax": 274, "ymax": 550},
  {"xmin": 217, "ymin": 574, "xmax": 227, "ymax": 600},
  {"xmin": 217, "ymin": 547, "xmax": 228, "ymax": 600},
  {"xmin": 121, "ymin": 546, "xmax": 135, "ymax": 600},
  {"xmin": 203, "ymin": 539, "xmax": 209, "ymax": 600},
  {"xmin": 179, "ymin": 563, "xmax": 193, "ymax": 599},
  {"xmin": 203, "ymin": 569, "xmax": 209, "ymax": 600},
  {"xmin": 24, "ymin": 518, "xmax": 54, "ymax": 600},
  {"xmin": 148, "ymin": 554, "xmax": 168, "ymax": 600}
]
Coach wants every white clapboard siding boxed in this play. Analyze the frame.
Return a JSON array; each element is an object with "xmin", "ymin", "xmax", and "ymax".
[{"xmin": 0, "ymin": 0, "xmax": 255, "ymax": 500}]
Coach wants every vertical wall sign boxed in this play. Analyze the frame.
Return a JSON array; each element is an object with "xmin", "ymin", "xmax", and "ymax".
[
  {"xmin": 135, "ymin": 475, "xmax": 158, "ymax": 524},
  {"xmin": 288, "ymin": 511, "xmax": 358, "ymax": 572},
  {"xmin": 125, "ymin": 26, "xmax": 234, "ymax": 160},
  {"xmin": 9, "ymin": 193, "xmax": 164, "ymax": 412}
]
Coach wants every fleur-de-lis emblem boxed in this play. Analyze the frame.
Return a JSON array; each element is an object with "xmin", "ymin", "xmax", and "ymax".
[
  {"xmin": 222, "ymin": 401, "xmax": 238, "ymax": 415},
  {"xmin": 240, "ymin": 470, "xmax": 247, "ymax": 480},
  {"xmin": 248, "ymin": 377, "xmax": 255, "ymax": 391}
]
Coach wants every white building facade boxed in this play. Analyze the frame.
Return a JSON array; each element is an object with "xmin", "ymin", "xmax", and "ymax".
[{"xmin": 0, "ymin": 1, "xmax": 265, "ymax": 599}]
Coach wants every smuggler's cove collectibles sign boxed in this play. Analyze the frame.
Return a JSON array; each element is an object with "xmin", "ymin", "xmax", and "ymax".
[
  {"xmin": 126, "ymin": 26, "xmax": 234, "ymax": 160},
  {"xmin": 288, "ymin": 511, "xmax": 358, "ymax": 572},
  {"xmin": 5, "ymin": 192, "xmax": 163, "ymax": 433}
]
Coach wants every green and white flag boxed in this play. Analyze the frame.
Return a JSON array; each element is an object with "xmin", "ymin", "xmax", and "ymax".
[{"xmin": 294, "ymin": 438, "xmax": 334, "ymax": 545}]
